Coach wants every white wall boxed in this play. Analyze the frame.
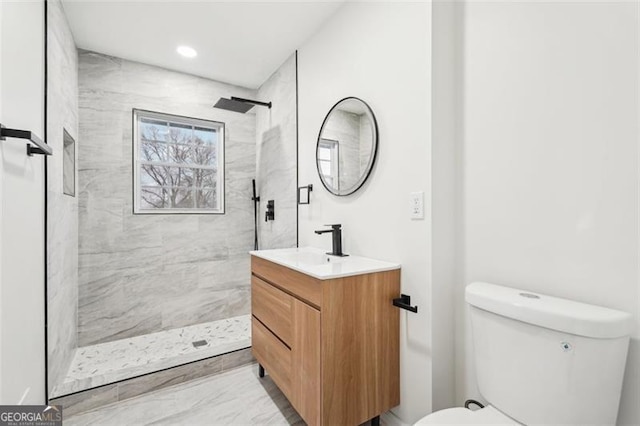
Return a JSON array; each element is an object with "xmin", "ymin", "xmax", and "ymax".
[
  {"xmin": 0, "ymin": 0, "xmax": 4, "ymax": 403},
  {"xmin": 456, "ymin": 2, "xmax": 639, "ymax": 424},
  {"xmin": 431, "ymin": 0, "xmax": 461, "ymax": 413},
  {"xmin": 0, "ymin": 0, "xmax": 46, "ymax": 404},
  {"xmin": 298, "ymin": 2, "xmax": 435, "ymax": 423}
]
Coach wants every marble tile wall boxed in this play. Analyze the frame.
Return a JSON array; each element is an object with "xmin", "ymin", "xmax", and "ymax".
[
  {"xmin": 255, "ymin": 54, "xmax": 298, "ymax": 249},
  {"xmin": 77, "ymin": 51, "xmax": 257, "ymax": 346},
  {"xmin": 47, "ymin": 0, "xmax": 79, "ymax": 395}
]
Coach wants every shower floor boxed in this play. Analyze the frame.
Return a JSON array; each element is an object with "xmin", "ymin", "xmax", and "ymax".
[{"xmin": 51, "ymin": 314, "xmax": 251, "ymax": 398}]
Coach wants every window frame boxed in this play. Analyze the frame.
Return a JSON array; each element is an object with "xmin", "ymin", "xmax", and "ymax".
[
  {"xmin": 318, "ymin": 138, "xmax": 340, "ymax": 191},
  {"xmin": 132, "ymin": 109, "xmax": 225, "ymax": 215}
]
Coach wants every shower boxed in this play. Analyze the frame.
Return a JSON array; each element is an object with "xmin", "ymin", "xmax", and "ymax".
[
  {"xmin": 213, "ymin": 96, "xmax": 272, "ymax": 113},
  {"xmin": 44, "ymin": 0, "xmax": 299, "ymax": 407}
]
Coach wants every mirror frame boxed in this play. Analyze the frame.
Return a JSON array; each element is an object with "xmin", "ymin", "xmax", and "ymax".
[{"xmin": 315, "ymin": 96, "xmax": 379, "ymax": 196}]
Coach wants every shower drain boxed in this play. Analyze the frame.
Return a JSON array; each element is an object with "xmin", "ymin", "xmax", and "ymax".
[{"xmin": 192, "ymin": 339, "xmax": 208, "ymax": 348}]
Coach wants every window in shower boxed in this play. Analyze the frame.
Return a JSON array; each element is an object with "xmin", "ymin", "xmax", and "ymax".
[{"xmin": 133, "ymin": 109, "xmax": 225, "ymax": 214}]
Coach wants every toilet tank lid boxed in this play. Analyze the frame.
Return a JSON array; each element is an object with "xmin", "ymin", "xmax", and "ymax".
[{"xmin": 466, "ymin": 282, "xmax": 634, "ymax": 338}]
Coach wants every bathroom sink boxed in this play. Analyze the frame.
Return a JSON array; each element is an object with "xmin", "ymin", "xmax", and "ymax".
[
  {"xmin": 277, "ymin": 250, "xmax": 347, "ymax": 266},
  {"xmin": 249, "ymin": 247, "xmax": 399, "ymax": 280}
]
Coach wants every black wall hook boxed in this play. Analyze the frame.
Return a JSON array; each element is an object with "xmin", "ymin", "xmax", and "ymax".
[{"xmin": 393, "ymin": 294, "xmax": 418, "ymax": 313}]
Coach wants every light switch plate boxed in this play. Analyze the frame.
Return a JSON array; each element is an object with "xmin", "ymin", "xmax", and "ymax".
[{"xmin": 410, "ymin": 191, "xmax": 424, "ymax": 220}]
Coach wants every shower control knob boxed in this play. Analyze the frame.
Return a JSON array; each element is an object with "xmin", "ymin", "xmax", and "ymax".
[{"xmin": 265, "ymin": 200, "xmax": 275, "ymax": 222}]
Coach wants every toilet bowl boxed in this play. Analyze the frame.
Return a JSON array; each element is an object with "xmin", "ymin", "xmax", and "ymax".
[
  {"xmin": 414, "ymin": 282, "xmax": 633, "ymax": 425},
  {"xmin": 415, "ymin": 406, "xmax": 519, "ymax": 425}
]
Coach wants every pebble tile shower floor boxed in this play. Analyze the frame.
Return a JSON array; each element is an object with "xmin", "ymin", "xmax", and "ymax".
[{"xmin": 52, "ymin": 314, "xmax": 251, "ymax": 397}]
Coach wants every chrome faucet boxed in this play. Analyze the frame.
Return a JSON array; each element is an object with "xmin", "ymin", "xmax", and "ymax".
[{"xmin": 314, "ymin": 224, "xmax": 348, "ymax": 257}]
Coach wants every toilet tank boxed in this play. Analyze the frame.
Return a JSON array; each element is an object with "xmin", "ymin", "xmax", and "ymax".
[{"xmin": 466, "ymin": 282, "xmax": 634, "ymax": 425}]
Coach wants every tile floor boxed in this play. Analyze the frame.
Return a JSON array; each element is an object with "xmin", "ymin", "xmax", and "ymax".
[
  {"xmin": 65, "ymin": 363, "xmax": 303, "ymax": 426},
  {"xmin": 53, "ymin": 315, "xmax": 251, "ymax": 397}
]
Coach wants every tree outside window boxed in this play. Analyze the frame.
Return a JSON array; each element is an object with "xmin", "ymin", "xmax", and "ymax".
[{"xmin": 133, "ymin": 110, "xmax": 225, "ymax": 214}]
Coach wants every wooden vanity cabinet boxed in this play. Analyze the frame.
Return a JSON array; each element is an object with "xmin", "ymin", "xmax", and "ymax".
[{"xmin": 250, "ymin": 255, "xmax": 400, "ymax": 426}]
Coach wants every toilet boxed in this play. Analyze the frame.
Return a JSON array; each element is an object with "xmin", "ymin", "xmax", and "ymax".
[{"xmin": 416, "ymin": 282, "xmax": 634, "ymax": 425}]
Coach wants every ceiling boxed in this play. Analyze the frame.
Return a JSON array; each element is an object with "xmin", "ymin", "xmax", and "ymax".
[{"xmin": 61, "ymin": 1, "xmax": 346, "ymax": 89}]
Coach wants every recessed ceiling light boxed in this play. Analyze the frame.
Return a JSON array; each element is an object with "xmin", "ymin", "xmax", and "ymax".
[{"xmin": 177, "ymin": 46, "xmax": 197, "ymax": 58}]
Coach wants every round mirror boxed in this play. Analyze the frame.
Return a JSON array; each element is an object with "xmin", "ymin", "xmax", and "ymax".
[{"xmin": 316, "ymin": 97, "xmax": 378, "ymax": 196}]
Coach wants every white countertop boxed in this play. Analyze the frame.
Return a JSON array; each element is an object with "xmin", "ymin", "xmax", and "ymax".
[{"xmin": 249, "ymin": 246, "xmax": 400, "ymax": 280}]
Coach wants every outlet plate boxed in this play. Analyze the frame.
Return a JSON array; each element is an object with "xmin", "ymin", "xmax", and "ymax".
[{"xmin": 410, "ymin": 191, "xmax": 424, "ymax": 220}]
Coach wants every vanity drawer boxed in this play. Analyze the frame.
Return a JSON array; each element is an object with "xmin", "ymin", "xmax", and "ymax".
[
  {"xmin": 251, "ymin": 256, "xmax": 322, "ymax": 309},
  {"xmin": 251, "ymin": 276, "xmax": 293, "ymax": 346},
  {"xmin": 252, "ymin": 317, "xmax": 292, "ymax": 398}
]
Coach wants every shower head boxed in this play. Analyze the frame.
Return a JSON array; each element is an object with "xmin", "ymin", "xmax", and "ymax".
[
  {"xmin": 214, "ymin": 97, "xmax": 254, "ymax": 113},
  {"xmin": 213, "ymin": 96, "xmax": 272, "ymax": 113}
]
